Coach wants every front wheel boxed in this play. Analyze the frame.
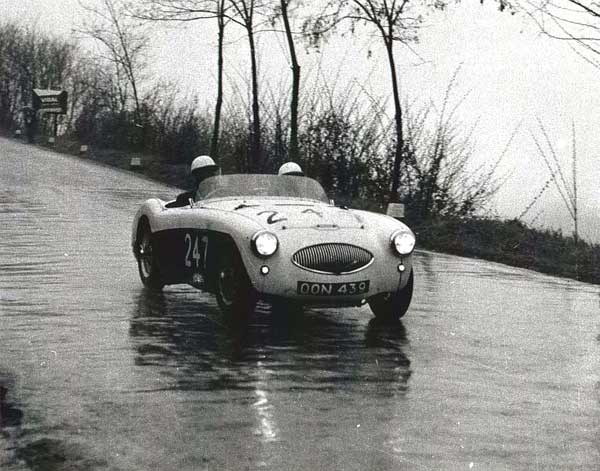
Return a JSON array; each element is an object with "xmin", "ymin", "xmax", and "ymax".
[
  {"xmin": 215, "ymin": 247, "xmax": 256, "ymax": 317},
  {"xmin": 136, "ymin": 221, "xmax": 164, "ymax": 290},
  {"xmin": 368, "ymin": 270, "xmax": 414, "ymax": 321}
]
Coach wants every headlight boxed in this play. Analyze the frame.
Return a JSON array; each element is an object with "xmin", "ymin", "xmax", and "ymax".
[
  {"xmin": 252, "ymin": 231, "xmax": 279, "ymax": 257},
  {"xmin": 391, "ymin": 230, "xmax": 415, "ymax": 256}
]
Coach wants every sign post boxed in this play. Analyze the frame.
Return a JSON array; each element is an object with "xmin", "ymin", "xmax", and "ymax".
[
  {"xmin": 32, "ymin": 89, "xmax": 68, "ymax": 144},
  {"xmin": 32, "ymin": 89, "xmax": 68, "ymax": 114}
]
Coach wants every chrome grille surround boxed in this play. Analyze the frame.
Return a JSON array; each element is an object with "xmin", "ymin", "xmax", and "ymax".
[{"xmin": 292, "ymin": 243, "xmax": 374, "ymax": 275}]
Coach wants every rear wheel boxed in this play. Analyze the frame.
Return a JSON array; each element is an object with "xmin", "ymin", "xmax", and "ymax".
[
  {"xmin": 215, "ymin": 247, "xmax": 255, "ymax": 317},
  {"xmin": 368, "ymin": 270, "xmax": 413, "ymax": 321},
  {"xmin": 136, "ymin": 221, "xmax": 164, "ymax": 290}
]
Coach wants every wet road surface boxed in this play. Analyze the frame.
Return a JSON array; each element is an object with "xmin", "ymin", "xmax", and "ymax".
[{"xmin": 1, "ymin": 136, "xmax": 599, "ymax": 470}]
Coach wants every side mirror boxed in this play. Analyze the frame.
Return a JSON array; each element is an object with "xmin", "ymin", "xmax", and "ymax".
[{"xmin": 386, "ymin": 203, "xmax": 404, "ymax": 219}]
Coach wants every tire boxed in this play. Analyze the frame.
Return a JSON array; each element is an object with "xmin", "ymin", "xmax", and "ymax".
[
  {"xmin": 215, "ymin": 246, "xmax": 256, "ymax": 317},
  {"xmin": 368, "ymin": 270, "xmax": 414, "ymax": 321},
  {"xmin": 135, "ymin": 221, "xmax": 165, "ymax": 290}
]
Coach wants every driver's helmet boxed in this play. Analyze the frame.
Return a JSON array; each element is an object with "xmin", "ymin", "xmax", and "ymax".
[
  {"xmin": 278, "ymin": 162, "xmax": 304, "ymax": 176},
  {"xmin": 191, "ymin": 155, "xmax": 220, "ymax": 182}
]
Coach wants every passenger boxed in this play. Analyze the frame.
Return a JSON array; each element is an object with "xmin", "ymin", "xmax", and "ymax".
[
  {"xmin": 167, "ymin": 155, "xmax": 220, "ymax": 208},
  {"xmin": 278, "ymin": 162, "xmax": 304, "ymax": 176}
]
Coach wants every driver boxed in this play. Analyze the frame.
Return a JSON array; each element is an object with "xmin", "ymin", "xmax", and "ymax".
[
  {"xmin": 278, "ymin": 162, "xmax": 304, "ymax": 176},
  {"xmin": 167, "ymin": 155, "xmax": 220, "ymax": 208}
]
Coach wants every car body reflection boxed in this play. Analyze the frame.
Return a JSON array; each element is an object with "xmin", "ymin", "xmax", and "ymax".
[
  {"xmin": 130, "ymin": 288, "xmax": 412, "ymax": 395},
  {"xmin": 129, "ymin": 288, "xmax": 412, "ymax": 455},
  {"xmin": 0, "ymin": 371, "xmax": 23, "ymax": 467}
]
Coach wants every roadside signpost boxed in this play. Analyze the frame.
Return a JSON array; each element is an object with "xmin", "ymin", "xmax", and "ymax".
[
  {"xmin": 32, "ymin": 89, "xmax": 68, "ymax": 114},
  {"xmin": 32, "ymin": 89, "xmax": 68, "ymax": 144}
]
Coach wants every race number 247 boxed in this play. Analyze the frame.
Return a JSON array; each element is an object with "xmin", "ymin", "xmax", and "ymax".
[{"xmin": 184, "ymin": 232, "xmax": 208, "ymax": 269}]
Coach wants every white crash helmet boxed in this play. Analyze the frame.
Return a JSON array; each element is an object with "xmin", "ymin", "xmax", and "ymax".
[
  {"xmin": 278, "ymin": 162, "xmax": 304, "ymax": 176},
  {"xmin": 191, "ymin": 155, "xmax": 218, "ymax": 173}
]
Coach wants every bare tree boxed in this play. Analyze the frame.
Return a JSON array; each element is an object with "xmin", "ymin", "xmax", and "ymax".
[
  {"xmin": 525, "ymin": 0, "xmax": 600, "ymax": 69},
  {"xmin": 269, "ymin": 0, "xmax": 302, "ymax": 163},
  {"xmin": 304, "ymin": 0, "xmax": 447, "ymax": 202},
  {"xmin": 525, "ymin": 118, "xmax": 579, "ymax": 241},
  {"xmin": 228, "ymin": 0, "xmax": 267, "ymax": 171},
  {"xmin": 78, "ymin": 0, "xmax": 147, "ymax": 123},
  {"xmin": 0, "ymin": 23, "xmax": 21, "ymax": 128},
  {"xmin": 400, "ymin": 72, "xmax": 513, "ymax": 220},
  {"xmin": 64, "ymin": 55, "xmax": 109, "ymax": 132},
  {"xmin": 128, "ymin": 0, "xmax": 229, "ymax": 159}
]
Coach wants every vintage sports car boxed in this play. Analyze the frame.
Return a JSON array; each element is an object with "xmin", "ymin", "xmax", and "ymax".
[{"xmin": 131, "ymin": 174, "xmax": 416, "ymax": 320}]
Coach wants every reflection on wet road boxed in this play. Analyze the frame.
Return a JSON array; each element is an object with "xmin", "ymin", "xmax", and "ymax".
[{"xmin": 1, "ymin": 137, "xmax": 599, "ymax": 470}]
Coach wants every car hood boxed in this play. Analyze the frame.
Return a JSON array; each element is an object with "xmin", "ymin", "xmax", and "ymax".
[{"xmin": 202, "ymin": 198, "xmax": 366, "ymax": 231}]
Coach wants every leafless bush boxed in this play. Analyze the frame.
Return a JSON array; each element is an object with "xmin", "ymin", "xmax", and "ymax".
[
  {"xmin": 399, "ymin": 73, "xmax": 511, "ymax": 221},
  {"xmin": 298, "ymin": 80, "xmax": 393, "ymax": 207}
]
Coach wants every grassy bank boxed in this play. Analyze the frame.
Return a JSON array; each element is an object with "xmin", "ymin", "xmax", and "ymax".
[
  {"xmin": 13, "ymin": 134, "xmax": 599, "ymax": 286},
  {"xmin": 413, "ymin": 217, "xmax": 600, "ymax": 285},
  {"xmin": 26, "ymin": 133, "xmax": 194, "ymax": 190}
]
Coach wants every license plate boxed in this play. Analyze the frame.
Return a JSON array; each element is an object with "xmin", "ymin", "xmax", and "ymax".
[{"xmin": 297, "ymin": 280, "xmax": 370, "ymax": 296}]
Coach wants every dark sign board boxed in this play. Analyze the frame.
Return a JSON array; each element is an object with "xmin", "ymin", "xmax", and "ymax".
[{"xmin": 32, "ymin": 89, "xmax": 68, "ymax": 114}]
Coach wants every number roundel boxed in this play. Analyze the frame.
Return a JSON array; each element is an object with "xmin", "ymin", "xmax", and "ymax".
[{"xmin": 184, "ymin": 232, "xmax": 208, "ymax": 269}]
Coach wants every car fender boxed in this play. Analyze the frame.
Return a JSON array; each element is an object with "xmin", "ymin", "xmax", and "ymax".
[
  {"xmin": 130, "ymin": 198, "xmax": 168, "ymax": 253},
  {"xmin": 351, "ymin": 209, "xmax": 414, "ymax": 238},
  {"xmin": 176, "ymin": 207, "xmax": 266, "ymax": 276}
]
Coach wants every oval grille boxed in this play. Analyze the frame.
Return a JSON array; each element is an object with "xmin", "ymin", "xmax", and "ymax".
[{"xmin": 292, "ymin": 243, "xmax": 374, "ymax": 274}]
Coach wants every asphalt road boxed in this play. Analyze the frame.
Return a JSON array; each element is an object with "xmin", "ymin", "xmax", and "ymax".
[{"xmin": 1, "ymin": 136, "xmax": 599, "ymax": 471}]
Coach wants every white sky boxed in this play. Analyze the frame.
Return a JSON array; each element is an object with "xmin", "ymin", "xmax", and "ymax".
[{"xmin": 3, "ymin": 0, "xmax": 600, "ymax": 241}]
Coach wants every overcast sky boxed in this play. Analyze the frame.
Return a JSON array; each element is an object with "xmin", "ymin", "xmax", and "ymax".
[{"xmin": 3, "ymin": 0, "xmax": 599, "ymax": 241}]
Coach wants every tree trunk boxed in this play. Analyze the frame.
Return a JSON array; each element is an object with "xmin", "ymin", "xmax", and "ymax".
[
  {"xmin": 67, "ymin": 80, "xmax": 80, "ymax": 132},
  {"xmin": 247, "ymin": 24, "xmax": 261, "ymax": 172},
  {"xmin": 280, "ymin": 0, "xmax": 300, "ymax": 163},
  {"xmin": 385, "ymin": 38, "xmax": 403, "ymax": 203},
  {"xmin": 130, "ymin": 76, "xmax": 141, "ymax": 122},
  {"xmin": 210, "ymin": 7, "xmax": 225, "ymax": 160}
]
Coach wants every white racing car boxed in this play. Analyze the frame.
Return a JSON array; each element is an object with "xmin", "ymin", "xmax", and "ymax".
[{"xmin": 131, "ymin": 174, "xmax": 416, "ymax": 320}]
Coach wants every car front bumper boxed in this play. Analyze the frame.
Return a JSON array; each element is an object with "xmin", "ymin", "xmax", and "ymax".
[{"xmin": 246, "ymin": 251, "xmax": 413, "ymax": 305}]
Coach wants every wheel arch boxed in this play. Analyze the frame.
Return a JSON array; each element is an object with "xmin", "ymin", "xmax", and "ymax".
[
  {"xmin": 204, "ymin": 232, "xmax": 251, "ymax": 293},
  {"xmin": 131, "ymin": 198, "xmax": 164, "ymax": 253}
]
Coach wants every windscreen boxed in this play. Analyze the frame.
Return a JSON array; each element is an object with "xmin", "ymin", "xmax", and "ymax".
[{"xmin": 196, "ymin": 174, "xmax": 329, "ymax": 203}]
